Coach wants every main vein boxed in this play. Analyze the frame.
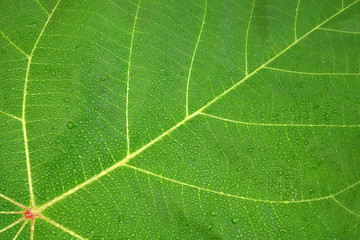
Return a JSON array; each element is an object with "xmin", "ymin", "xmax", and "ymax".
[
  {"xmin": 185, "ymin": 0, "xmax": 207, "ymax": 117},
  {"xmin": 126, "ymin": 0, "xmax": 142, "ymax": 155},
  {"xmin": 23, "ymin": 0, "xmax": 61, "ymax": 207},
  {"xmin": 37, "ymin": 0, "xmax": 359, "ymax": 212}
]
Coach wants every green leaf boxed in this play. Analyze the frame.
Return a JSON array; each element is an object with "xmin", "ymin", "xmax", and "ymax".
[{"xmin": 1, "ymin": 0, "xmax": 360, "ymax": 239}]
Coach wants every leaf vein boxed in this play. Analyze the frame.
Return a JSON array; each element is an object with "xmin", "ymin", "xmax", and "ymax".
[
  {"xmin": 36, "ymin": 0, "xmax": 360, "ymax": 212},
  {"xmin": 185, "ymin": 0, "xmax": 207, "ymax": 117},
  {"xmin": 200, "ymin": 112, "xmax": 360, "ymax": 128},
  {"xmin": 126, "ymin": 0, "xmax": 142, "ymax": 155}
]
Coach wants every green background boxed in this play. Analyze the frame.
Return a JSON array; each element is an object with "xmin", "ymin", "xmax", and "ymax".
[{"xmin": 0, "ymin": 0, "xmax": 360, "ymax": 239}]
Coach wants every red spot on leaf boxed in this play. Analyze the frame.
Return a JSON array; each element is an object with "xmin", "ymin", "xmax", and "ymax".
[{"xmin": 24, "ymin": 209, "xmax": 36, "ymax": 220}]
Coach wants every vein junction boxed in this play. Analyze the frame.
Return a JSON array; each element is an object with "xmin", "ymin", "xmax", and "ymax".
[
  {"xmin": 1, "ymin": 1, "xmax": 87, "ymax": 239},
  {"xmin": 36, "ymin": 0, "xmax": 360, "ymax": 213},
  {"xmin": 0, "ymin": 194, "xmax": 86, "ymax": 239},
  {"xmin": 1, "ymin": 0, "xmax": 360, "ymax": 238},
  {"xmin": 22, "ymin": 0, "xmax": 62, "ymax": 210}
]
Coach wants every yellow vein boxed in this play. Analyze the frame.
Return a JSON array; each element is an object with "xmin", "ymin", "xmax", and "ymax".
[
  {"xmin": 194, "ymin": 0, "xmax": 359, "ymax": 116},
  {"xmin": 245, "ymin": 0, "xmax": 256, "ymax": 75},
  {"xmin": 13, "ymin": 220, "xmax": 28, "ymax": 240},
  {"xmin": 37, "ymin": 0, "xmax": 359, "ymax": 211},
  {"xmin": 318, "ymin": 27, "xmax": 360, "ymax": 34},
  {"xmin": 34, "ymin": 0, "xmax": 50, "ymax": 15},
  {"xmin": 125, "ymin": 164, "xmax": 352, "ymax": 204},
  {"xmin": 201, "ymin": 112, "xmax": 360, "ymax": 128},
  {"xmin": 264, "ymin": 66, "xmax": 360, "ymax": 75},
  {"xmin": 185, "ymin": 0, "xmax": 207, "ymax": 117},
  {"xmin": 30, "ymin": 219, "xmax": 35, "ymax": 240},
  {"xmin": 294, "ymin": 0, "xmax": 301, "ymax": 40},
  {"xmin": 37, "ymin": 111, "xmax": 200, "ymax": 212},
  {"xmin": 332, "ymin": 196, "xmax": 360, "ymax": 218},
  {"xmin": 333, "ymin": 179, "xmax": 360, "ymax": 196},
  {"xmin": 0, "ymin": 217, "xmax": 25, "ymax": 233},
  {"xmin": 0, "ymin": 212, "xmax": 23, "ymax": 214},
  {"xmin": 0, "ymin": 193, "xmax": 27, "ymax": 209},
  {"xmin": 40, "ymin": 216, "xmax": 87, "ymax": 240},
  {"xmin": 0, "ymin": 109, "xmax": 22, "ymax": 121},
  {"xmin": 126, "ymin": 0, "xmax": 141, "ymax": 155},
  {"xmin": 0, "ymin": 30, "xmax": 29, "ymax": 58},
  {"xmin": 23, "ymin": 0, "xmax": 61, "ymax": 207}
]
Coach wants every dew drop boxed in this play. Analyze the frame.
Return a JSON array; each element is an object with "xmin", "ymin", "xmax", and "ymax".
[
  {"xmin": 67, "ymin": 121, "xmax": 73, "ymax": 129},
  {"xmin": 209, "ymin": 211, "xmax": 217, "ymax": 217},
  {"xmin": 232, "ymin": 218, "xmax": 240, "ymax": 224},
  {"xmin": 247, "ymin": 147, "xmax": 254, "ymax": 153}
]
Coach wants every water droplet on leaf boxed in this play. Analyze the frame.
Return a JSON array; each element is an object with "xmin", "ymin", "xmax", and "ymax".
[{"xmin": 232, "ymin": 218, "xmax": 240, "ymax": 224}]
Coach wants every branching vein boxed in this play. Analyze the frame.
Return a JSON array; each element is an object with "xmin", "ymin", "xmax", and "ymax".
[
  {"xmin": 39, "ymin": 215, "xmax": 87, "ymax": 240},
  {"xmin": 126, "ymin": 0, "xmax": 142, "ymax": 155},
  {"xmin": 34, "ymin": 0, "xmax": 50, "ymax": 15},
  {"xmin": 332, "ymin": 196, "xmax": 360, "ymax": 218},
  {"xmin": 22, "ymin": 0, "xmax": 61, "ymax": 207},
  {"xmin": 245, "ymin": 0, "xmax": 256, "ymax": 75},
  {"xmin": 0, "ymin": 217, "xmax": 25, "ymax": 233},
  {"xmin": 0, "ymin": 193, "xmax": 27, "ymax": 209},
  {"xmin": 0, "ymin": 109, "xmax": 22, "ymax": 121},
  {"xmin": 0, "ymin": 30, "xmax": 29, "ymax": 58},
  {"xmin": 185, "ymin": 0, "xmax": 207, "ymax": 117},
  {"xmin": 264, "ymin": 66, "xmax": 360, "ymax": 75},
  {"xmin": 294, "ymin": 0, "xmax": 301, "ymax": 40},
  {"xmin": 201, "ymin": 112, "xmax": 360, "ymax": 128},
  {"xmin": 126, "ymin": 164, "xmax": 360, "ymax": 204},
  {"xmin": 36, "ymin": 0, "xmax": 360, "ymax": 213},
  {"xmin": 13, "ymin": 220, "xmax": 28, "ymax": 240},
  {"xmin": 318, "ymin": 27, "xmax": 360, "ymax": 34}
]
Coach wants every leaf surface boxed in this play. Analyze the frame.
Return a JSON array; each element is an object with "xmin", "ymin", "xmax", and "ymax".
[{"xmin": 1, "ymin": 0, "xmax": 360, "ymax": 239}]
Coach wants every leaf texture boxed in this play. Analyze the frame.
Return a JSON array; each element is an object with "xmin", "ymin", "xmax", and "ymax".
[{"xmin": 0, "ymin": 0, "xmax": 360, "ymax": 239}]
